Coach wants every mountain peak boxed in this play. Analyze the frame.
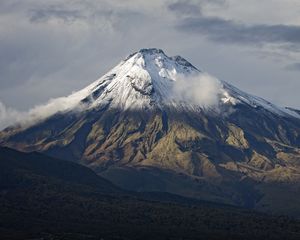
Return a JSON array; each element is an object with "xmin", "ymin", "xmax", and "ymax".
[
  {"xmin": 138, "ymin": 48, "xmax": 165, "ymax": 55},
  {"xmin": 6, "ymin": 49, "xmax": 299, "ymax": 129},
  {"xmin": 125, "ymin": 48, "xmax": 196, "ymax": 70},
  {"xmin": 124, "ymin": 48, "xmax": 165, "ymax": 61},
  {"xmin": 80, "ymin": 48, "xmax": 207, "ymax": 111}
]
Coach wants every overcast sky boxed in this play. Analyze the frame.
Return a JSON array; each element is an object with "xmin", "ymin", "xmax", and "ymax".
[{"xmin": 1, "ymin": 0, "xmax": 300, "ymax": 119}]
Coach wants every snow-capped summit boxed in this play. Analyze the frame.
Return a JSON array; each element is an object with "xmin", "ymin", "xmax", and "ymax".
[
  {"xmin": 9, "ymin": 48, "xmax": 299, "ymax": 128},
  {"xmin": 59, "ymin": 48, "xmax": 298, "ymax": 118},
  {"xmin": 63, "ymin": 48, "xmax": 227, "ymax": 112},
  {"xmin": 77, "ymin": 48, "xmax": 205, "ymax": 111}
]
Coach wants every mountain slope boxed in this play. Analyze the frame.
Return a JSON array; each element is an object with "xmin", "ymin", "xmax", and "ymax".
[
  {"xmin": 0, "ymin": 146, "xmax": 119, "ymax": 193},
  {"xmin": 1, "ymin": 147, "xmax": 300, "ymax": 240},
  {"xmin": 1, "ymin": 48, "xmax": 300, "ymax": 215}
]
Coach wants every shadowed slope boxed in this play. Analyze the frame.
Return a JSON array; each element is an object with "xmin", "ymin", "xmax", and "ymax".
[{"xmin": 1, "ymin": 147, "xmax": 300, "ymax": 240}]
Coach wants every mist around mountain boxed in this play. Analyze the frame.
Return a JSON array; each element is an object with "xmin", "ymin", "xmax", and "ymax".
[{"xmin": 1, "ymin": 48, "xmax": 300, "ymax": 221}]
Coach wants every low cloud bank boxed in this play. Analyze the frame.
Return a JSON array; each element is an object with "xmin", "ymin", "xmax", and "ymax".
[
  {"xmin": 0, "ymin": 93, "xmax": 85, "ymax": 130},
  {"xmin": 0, "ymin": 101, "xmax": 25, "ymax": 130}
]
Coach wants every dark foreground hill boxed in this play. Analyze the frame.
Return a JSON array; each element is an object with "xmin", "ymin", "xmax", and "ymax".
[{"xmin": 1, "ymin": 147, "xmax": 300, "ymax": 240}]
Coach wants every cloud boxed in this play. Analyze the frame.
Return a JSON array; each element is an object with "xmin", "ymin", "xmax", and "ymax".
[
  {"xmin": 0, "ymin": 101, "xmax": 24, "ymax": 130},
  {"xmin": 168, "ymin": 0, "xmax": 300, "ymax": 50},
  {"xmin": 177, "ymin": 17, "xmax": 300, "ymax": 47},
  {"xmin": 29, "ymin": 7, "xmax": 84, "ymax": 23},
  {"xmin": 173, "ymin": 72, "xmax": 223, "ymax": 108},
  {"xmin": 167, "ymin": 0, "xmax": 227, "ymax": 16},
  {"xmin": 285, "ymin": 63, "xmax": 300, "ymax": 71},
  {"xmin": 168, "ymin": 0, "xmax": 202, "ymax": 16},
  {"xmin": 28, "ymin": 1, "xmax": 144, "ymax": 29},
  {"xmin": 0, "ymin": 91, "xmax": 87, "ymax": 130}
]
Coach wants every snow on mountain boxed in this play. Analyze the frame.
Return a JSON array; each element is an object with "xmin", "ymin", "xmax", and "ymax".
[
  {"xmin": 56, "ymin": 48, "xmax": 300, "ymax": 116},
  {"xmin": 11, "ymin": 48, "xmax": 300, "ymax": 128},
  {"xmin": 79, "ymin": 48, "xmax": 226, "ymax": 111}
]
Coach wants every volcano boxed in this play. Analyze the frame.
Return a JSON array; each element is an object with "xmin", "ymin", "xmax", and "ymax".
[{"xmin": 1, "ymin": 48, "xmax": 300, "ymax": 216}]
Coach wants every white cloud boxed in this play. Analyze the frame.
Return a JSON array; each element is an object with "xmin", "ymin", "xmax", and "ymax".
[
  {"xmin": 173, "ymin": 73, "xmax": 223, "ymax": 107},
  {"xmin": 0, "ymin": 101, "xmax": 25, "ymax": 130},
  {"xmin": 0, "ymin": 91, "xmax": 86, "ymax": 130}
]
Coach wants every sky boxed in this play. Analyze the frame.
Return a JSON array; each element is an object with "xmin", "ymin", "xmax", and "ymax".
[{"xmin": 1, "ymin": 0, "xmax": 300, "ymax": 128}]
